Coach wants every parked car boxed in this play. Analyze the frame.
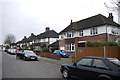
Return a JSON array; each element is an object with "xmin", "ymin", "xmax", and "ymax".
[
  {"xmin": 16, "ymin": 50, "xmax": 38, "ymax": 61},
  {"xmin": 9, "ymin": 49, "xmax": 17, "ymax": 55},
  {"xmin": 53, "ymin": 50, "xmax": 70, "ymax": 58},
  {"xmin": 60, "ymin": 56, "xmax": 120, "ymax": 80}
]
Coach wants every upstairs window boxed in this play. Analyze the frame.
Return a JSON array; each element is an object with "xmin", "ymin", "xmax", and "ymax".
[
  {"xmin": 66, "ymin": 32, "xmax": 74, "ymax": 38},
  {"xmin": 111, "ymin": 27, "xmax": 118, "ymax": 34},
  {"xmin": 79, "ymin": 30, "xmax": 83, "ymax": 36},
  {"xmin": 90, "ymin": 28, "xmax": 98, "ymax": 35}
]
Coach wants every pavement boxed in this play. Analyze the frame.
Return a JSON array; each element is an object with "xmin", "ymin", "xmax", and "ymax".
[{"xmin": 38, "ymin": 56, "xmax": 73, "ymax": 66}]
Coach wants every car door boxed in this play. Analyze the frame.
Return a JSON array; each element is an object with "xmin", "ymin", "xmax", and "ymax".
[
  {"xmin": 90, "ymin": 59, "xmax": 111, "ymax": 80},
  {"xmin": 69, "ymin": 58, "xmax": 93, "ymax": 79}
]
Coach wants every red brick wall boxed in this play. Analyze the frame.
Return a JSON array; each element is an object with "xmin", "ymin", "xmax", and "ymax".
[
  {"xmin": 59, "ymin": 39, "xmax": 65, "ymax": 47},
  {"xmin": 75, "ymin": 33, "xmax": 107, "ymax": 42},
  {"xmin": 75, "ymin": 33, "xmax": 118, "ymax": 42}
]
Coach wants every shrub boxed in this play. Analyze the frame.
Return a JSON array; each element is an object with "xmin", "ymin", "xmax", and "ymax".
[
  {"xmin": 86, "ymin": 42, "xmax": 102, "ymax": 47},
  {"xmin": 103, "ymin": 42, "xmax": 119, "ymax": 46},
  {"xmin": 51, "ymin": 47, "xmax": 59, "ymax": 52},
  {"xmin": 42, "ymin": 47, "xmax": 49, "ymax": 53},
  {"xmin": 86, "ymin": 42, "xmax": 119, "ymax": 47}
]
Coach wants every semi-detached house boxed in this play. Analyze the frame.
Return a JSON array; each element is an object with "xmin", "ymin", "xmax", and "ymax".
[
  {"xmin": 59, "ymin": 13, "xmax": 120, "ymax": 54},
  {"xmin": 33, "ymin": 27, "xmax": 59, "ymax": 51}
]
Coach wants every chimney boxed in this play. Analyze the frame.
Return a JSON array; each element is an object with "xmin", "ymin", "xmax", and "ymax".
[
  {"xmin": 46, "ymin": 27, "xmax": 50, "ymax": 31},
  {"xmin": 71, "ymin": 20, "xmax": 73, "ymax": 24},
  {"xmin": 108, "ymin": 13, "xmax": 113, "ymax": 21},
  {"xmin": 24, "ymin": 36, "xmax": 27, "ymax": 39},
  {"xmin": 31, "ymin": 33, "xmax": 34, "ymax": 36}
]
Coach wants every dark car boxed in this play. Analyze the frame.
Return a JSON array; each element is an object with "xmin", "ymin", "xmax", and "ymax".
[
  {"xmin": 60, "ymin": 56, "xmax": 120, "ymax": 80},
  {"xmin": 53, "ymin": 50, "xmax": 70, "ymax": 58},
  {"xmin": 16, "ymin": 50, "xmax": 38, "ymax": 61}
]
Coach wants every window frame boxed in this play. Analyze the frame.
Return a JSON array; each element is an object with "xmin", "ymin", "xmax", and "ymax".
[
  {"xmin": 79, "ymin": 30, "xmax": 83, "ymax": 36},
  {"xmin": 66, "ymin": 43, "xmax": 75, "ymax": 51},
  {"xmin": 92, "ymin": 59, "xmax": 109, "ymax": 70},
  {"xmin": 90, "ymin": 27, "xmax": 98, "ymax": 35},
  {"xmin": 76, "ymin": 58, "xmax": 93, "ymax": 67}
]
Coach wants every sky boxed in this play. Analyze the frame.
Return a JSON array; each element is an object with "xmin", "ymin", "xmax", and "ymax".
[{"xmin": 0, "ymin": 0, "xmax": 118, "ymax": 45}]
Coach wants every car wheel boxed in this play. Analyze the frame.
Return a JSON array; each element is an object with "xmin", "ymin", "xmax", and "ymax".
[{"xmin": 62, "ymin": 69, "xmax": 70, "ymax": 79}]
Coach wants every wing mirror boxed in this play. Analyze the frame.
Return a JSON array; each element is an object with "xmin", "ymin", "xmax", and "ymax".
[{"xmin": 73, "ymin": 63, "xmax": 77, "ymax": 66}]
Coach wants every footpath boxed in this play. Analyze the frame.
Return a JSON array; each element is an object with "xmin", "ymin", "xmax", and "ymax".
[{"xmin": 38, "ymin": 56, "xmax": 73, "ymax": 66}]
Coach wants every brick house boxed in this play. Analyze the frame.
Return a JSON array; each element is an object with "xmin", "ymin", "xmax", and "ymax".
[
  {"xmin": 59, "ymin": 13, "xmax": 120, "ymax": 54},
  {"xmin": 33, "ymin": 27, "xmax": 59, "ymax": 51}
]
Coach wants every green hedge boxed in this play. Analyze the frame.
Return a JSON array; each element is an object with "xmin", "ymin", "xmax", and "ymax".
[
  {"xmin": 42, "ymin": 47, "xmax": 49, "ymax": 52},
  {"xmin": 86, "ymin": 42, "xmax": 119, "ymax": 47}
]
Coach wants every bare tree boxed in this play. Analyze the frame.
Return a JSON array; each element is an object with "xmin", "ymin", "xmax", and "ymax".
[
  {"xmin": 4, "ymin": 34, "xmax": 16, "ymax": 45},
  {"xmin": 104, "ymin": 0, "xmax": 120, "ymax": 23},
  {"xmin": 104, "ymin": 0, "xmax": 120, "ymax": 12}
]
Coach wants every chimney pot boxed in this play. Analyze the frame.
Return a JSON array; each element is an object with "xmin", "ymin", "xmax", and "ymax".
[
  {"xmin": 108, "ymin": 13, "xmax": 113, "ymax": 21},
  {"xmin": 46, "ymin": 27, "xmax": 50, "ymax": 31}
]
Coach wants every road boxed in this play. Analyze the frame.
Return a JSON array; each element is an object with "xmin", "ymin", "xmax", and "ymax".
[{"xmin": 2, "ymin": 51, "xmax": 64, "ymax": 79}]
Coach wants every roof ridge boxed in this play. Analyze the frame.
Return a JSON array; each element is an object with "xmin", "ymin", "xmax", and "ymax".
[
  {"xmin": 99, "ymin": 14, "xmax": 107, "ymax": 24},
  {"xmin": 76, "ymin": 14, "xmax": 103, "ymax": 23}
]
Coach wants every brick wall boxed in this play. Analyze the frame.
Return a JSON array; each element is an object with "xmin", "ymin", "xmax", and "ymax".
[{"xmin": 59, "ymin": 39, "xmax": 65, "ymax": 47}]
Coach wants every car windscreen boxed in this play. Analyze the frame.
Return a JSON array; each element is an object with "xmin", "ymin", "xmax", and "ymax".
[
  {"xmin": 109, "ymin": 58, "xmax": 120, "ymax": 67},
  {"xmin": 54, "ymin": 50, "xmax": 61, "ymax": 53},
  {"xmin": 24, "ymin": 51, "xmax": 35, "ymax": 55}
]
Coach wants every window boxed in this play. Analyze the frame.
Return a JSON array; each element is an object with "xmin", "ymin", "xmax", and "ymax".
[
  {"xmin": 111, "ymin": 27, "xmax": 118, "ymax": 34},
  {"xmin": 90, "ymin": 28, "xmax": 98, "ymax": 35},
  {"xmin": 77, "ymin": 58, "xmax": 93, "ymax": 67},
  {"xmin": 66, "ymin": 44, "xmax": 75, "ymax": 51},
  {"xmin": 79, "ymin": 30, "xmax": 83, "ymax": 36},
  {"xmin": 92, "ymin": 59, "xmax": 109, "ymax": 69},
  {"xmin": 66, "ymin": 32, "xmax": 74, "ymax": 38}
]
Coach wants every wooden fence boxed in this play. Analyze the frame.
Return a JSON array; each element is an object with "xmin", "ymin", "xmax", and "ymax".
[{"xmin": 75, "ymin": 47, "xmax": 120, "ymax": 61}]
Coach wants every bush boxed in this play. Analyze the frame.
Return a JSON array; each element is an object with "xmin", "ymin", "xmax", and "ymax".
[
  {"xmin": 5, "ymin": 46, "xmax": 10, "ymax": 49},
  {"xmin": 86, "ymin": 42, "xmax": 119, "ymax": 47},
  {"xmin": 51, "ymin": 47, "xmax": 59, "ymax": 52},
  {"xmin": 42, "ymin": 47, "xmax": 49, "ymax": 53},
  {"xmin": 86, "ymin": 42, "xmax": 102, "ymax": 47},
  {"xmin": 103, "ymin": 42, "xmax": 119, "ymax": 46}
]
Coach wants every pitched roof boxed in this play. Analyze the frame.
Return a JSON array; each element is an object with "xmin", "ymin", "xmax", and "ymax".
[
  {"xmin": 27, "ymin": 33, "xmax": 36, "ymax": 42},
  {"xmin": 36, "ymin": 30, "xmax": 59, "ymax": 39},
  {"xmin": 59, "ymin": 14, "xmax": 120, "ymax": 34},
  {"xmin": 48, "ymin": 40, "xmax": 59, "ymax": 47}
]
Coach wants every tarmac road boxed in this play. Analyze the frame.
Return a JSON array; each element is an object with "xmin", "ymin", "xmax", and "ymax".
[{"xmin": 2, "ymin": 51, "xmax": 63, "ymax": 79}]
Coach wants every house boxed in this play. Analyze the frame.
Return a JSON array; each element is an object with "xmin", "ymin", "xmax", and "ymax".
[
  {"xmin": 59, "ymin": 13, "xmax": 120, "ymax": 54},
  {"xmin": 33, "ymin": 27, "xmax": 59, "ymax": 51},
  {"xmin": 27, "ymin": 33, "xmax": 36, "ymax": 50},
  {"xmin": 17, "ymin": 36, "xmax": 29, "ymax": 49},
  {"xmin": 48, "ymin": 40, "xmax": 59, "ymax": 52}
]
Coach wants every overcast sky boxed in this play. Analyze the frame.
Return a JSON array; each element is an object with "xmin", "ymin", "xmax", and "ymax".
[{"xmin": 0, "ymin": 0, "xmax": 118, "ymax": 45}]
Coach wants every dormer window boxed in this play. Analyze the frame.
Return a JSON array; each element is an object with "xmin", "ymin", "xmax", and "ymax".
[
  {"xmin": 79, "ymin": 30, "xmax": 83, "ymax": 36},
  {"xmin": 90, "ymin": 27, "xmax": 98, "ymax": 35}
]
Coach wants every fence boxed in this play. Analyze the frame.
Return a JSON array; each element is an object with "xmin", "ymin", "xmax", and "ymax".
[{"xmin": 75, "ymin": 47, "xmax": 120, "ymax": 61}]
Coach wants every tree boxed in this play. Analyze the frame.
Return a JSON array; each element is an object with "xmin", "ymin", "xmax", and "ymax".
[
  {"xmin": 104, "ymin": 0, "xmax": 120, "ymax": 23},
  {"xmin": 4, "ymin": 34, "xmax": 16, "ymax": 45}
]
